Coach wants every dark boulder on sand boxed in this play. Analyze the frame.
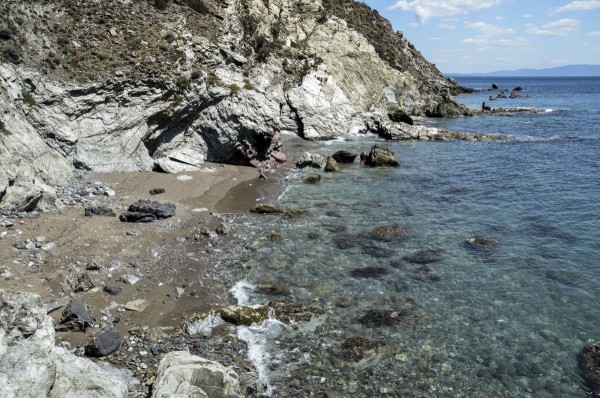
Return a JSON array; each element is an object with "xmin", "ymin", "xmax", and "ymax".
[
  {"xmin": 85, "ymin": 329, "xmax": 122, "ymax": 357},
  {"xmin": 120, "ymin": 199, "xmax": 176, "ymax": 222}
]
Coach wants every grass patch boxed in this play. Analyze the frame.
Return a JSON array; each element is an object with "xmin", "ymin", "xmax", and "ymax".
[
  {"xmin": 22, "ymin": 90, "xmax": 36, "ymax": 106},
  {"xmin": 229, "ymin": 84, "xmax": 240, "ymax": 95}
]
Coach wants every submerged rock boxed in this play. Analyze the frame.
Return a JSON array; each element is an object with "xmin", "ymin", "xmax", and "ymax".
[
  {"xmin": 340, "ymin": 336, "xmax": 383, "ymax": 361},
  {"xmin": 404, "ymin": 249, "xmax": 443, "ymax": 264},
  {"xmin": 578, "ymin": 342, "xmax": 600, "ymax": 395},
  {"xmin": 370, "ymin": 224, "xmax": 411, "ymax": 242},
  {"xmin": 350, "ymin": 266, "xmax": 388, "ymax": 278},
  {"xmin": 250, "ymin": 204, "xmax": 282, "ymax": 214},
  {"xmin": 358, "ymin": 309, "xmax": 429, "ymax": 327},
  {"xmin": 413, "ymin": 265, "xmax": 442, "ymax": 282},
  {"xmin": 463, "ymin": 235, "xmax": 498, "ymax": 253},
  {"xmin": 362, "ymin": 245, "xmax": 394, "ymax": 258}
]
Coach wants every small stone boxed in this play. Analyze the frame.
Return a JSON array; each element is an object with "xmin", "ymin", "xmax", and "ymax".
[
  {"xmin": 216, "ymin": 222, "xmax": 230, "ymax": 235},
  {"xmin": 103, "ymin": 188, "xmax": 116, "ymax": 197},
  {"xmin": 149, "ymin": 188, "xmax": 165, "ymax": 196},
  {"xmin": 41, "ymin": 242, "xmax": 57, "ymax": 251},
  {"xmin": 305, "ymin": 173, "xmax": 322, "ymax": 184},
  {"xmin": 121, "ymin": 274, "xmax": 139, "ymax": 285},
  {"xmin": 103, "ymin": 285, "xmax": 122, "ymax": 296},
  {"xmin": 125, "ymin": 299, "xmax": 149, "ymax": 312}
]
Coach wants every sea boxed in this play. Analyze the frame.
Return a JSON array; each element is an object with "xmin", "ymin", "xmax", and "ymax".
[{"xmin": 212, "ymin": 77, "xmax": 600, "ymax": 397}]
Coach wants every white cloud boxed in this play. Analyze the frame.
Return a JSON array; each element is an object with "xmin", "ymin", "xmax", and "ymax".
[
  {"xmin": 551, "ymin": 0, "xmax": 600, "ymax": 14},
  {"xmin": 430, "ymin": 36, "xmax": 443, "ymax": 41},
  {"xmin": 521, "ymin": 14, "xmax": 532, "ymax": 18},
  {"xmin": 526, "ymin": 18, "xmax": 580, "ymax": 36},
  {"xmin": 464, "ymin": 21, "xmax": 515, "ymax": 36},
  {"xmin": 461, "ymin": 37, "xmax": 526, "ymax": 46},
  {"xmin": 389, "ymin": 0, "xmax": 503, "ymax": 23},
  {"xmin": 588, "ymin": 30, "xmax": 600, "ymax": 36},
  {"xmin": 439, "ymin": 23, "xmax": 457, "ymax": 29}
]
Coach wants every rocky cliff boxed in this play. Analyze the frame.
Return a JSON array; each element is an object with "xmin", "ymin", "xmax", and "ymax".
[{"xmin": 0, "ymin": 0, "xmax": 469, "ymax": 211}]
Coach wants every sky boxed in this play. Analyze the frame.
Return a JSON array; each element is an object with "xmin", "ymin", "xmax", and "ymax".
[{"xmin": 362, "ymin": 0, "xmax": 600, "ymax": 73}]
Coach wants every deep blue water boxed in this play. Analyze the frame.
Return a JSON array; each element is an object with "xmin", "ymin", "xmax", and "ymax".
[{"xmin": 221, "ymin": 77, "xmax": 600, "ymax": 397}]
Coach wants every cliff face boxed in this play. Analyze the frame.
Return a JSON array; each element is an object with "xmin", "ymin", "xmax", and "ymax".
[{"xmin": 0, "ymin": 0, "xmax": 469, "ymax": 210}]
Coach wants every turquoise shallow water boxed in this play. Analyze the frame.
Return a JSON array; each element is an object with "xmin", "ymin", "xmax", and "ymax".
[{"xmin": 220, "ymin": 77, "xmax": 600, "ymax": 397}]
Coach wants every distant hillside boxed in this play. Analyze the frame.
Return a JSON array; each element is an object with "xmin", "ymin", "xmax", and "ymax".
[{"xmin": 449, "ymin": 64, "xmax": 600, "ymax": 77}]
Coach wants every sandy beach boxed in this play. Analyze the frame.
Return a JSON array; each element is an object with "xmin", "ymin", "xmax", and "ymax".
[{"xmin": 0, "ymin": 162, "xmax": 277, "ymax": 348}]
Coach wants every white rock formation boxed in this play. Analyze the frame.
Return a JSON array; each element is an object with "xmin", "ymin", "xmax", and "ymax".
[
  {"xmin": 0, "ymin": 290, "xmax": 131, "ymax": 398},
  {"xmin": 151, "ymin": 351, "xmax": 242, "ymax": 398}
]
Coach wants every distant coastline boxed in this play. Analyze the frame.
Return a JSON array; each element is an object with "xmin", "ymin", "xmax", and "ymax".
[{"xmin": 447, "ymin": 64, "xmax": 600, "ymax": 77}]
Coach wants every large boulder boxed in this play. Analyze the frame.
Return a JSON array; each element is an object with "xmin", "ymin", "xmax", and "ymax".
[
  {"xmin": 331, "ymin": 150, "xmax": 358, "ymax": 164},
  {"xmin": 363, "ymin": 144, "xmax": 400, "ymax": 167},
  {"xmin": 151, "ymin": 351, "xmax": 242, "ymax": 398},
  {"xmin": 0, "ymin": 290, "xmax": 130, "ymax": 398}
]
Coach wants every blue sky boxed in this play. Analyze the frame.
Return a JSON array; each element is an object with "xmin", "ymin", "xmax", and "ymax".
[{"xmin": 362, "ymin": 0, "xmax": 600, "ymax": 73}]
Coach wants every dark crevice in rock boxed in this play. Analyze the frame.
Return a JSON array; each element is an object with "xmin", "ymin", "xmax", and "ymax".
[{"xmin": 285, "ymin": 98, "xmax": 305, "ymax": 139}]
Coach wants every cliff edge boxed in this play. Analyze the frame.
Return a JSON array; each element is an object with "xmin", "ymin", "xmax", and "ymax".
[{"xmin": 0, "ymin": 0, "xmax": 469, "ymax": 211}]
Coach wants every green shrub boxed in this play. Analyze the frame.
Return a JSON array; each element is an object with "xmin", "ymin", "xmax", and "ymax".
[
  {"xmin": 206, "ymin": 71, "xmax": 221, "ymax": 87},
  {"xmin": 22, "ymin": 90, "xmax": 36, "ymax": 106},
  {"xmin": 243, "ymin": 79, "xmax": 255, "ymax": 90},
  {"xmin": 229, "ymin": 84, "xmax": 240, "ymax": 95},
  {"xmin": 175, "ymin": 76, "xmax": 191, "ymax": 91}
]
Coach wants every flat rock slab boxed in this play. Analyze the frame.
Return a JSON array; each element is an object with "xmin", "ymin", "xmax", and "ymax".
[{"xmin": 125, "ymin": 299, "xmax": 149, "ymax": 312}]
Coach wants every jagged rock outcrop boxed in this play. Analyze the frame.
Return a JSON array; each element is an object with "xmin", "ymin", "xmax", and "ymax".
[
  {"xmin": 0, "ymin": 0, "xmax": 470, "ymax": 211},
  {"xmin": 152, "ymin": 351, "xmax": 242, "ymax": 398},
  {"xmin": 0, "ymin": 290, "xmax": 131, "ymax": 398}
]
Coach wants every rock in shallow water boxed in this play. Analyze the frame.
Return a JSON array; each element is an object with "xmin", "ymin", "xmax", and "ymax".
[
  {"xmin": 404, "ymin": 249, "xmax": 443, "ymax": 264},
  {"xmin": 578, "ymin": 342, "xmax": 600, "ymax": 395},
  {"xmin": 331, "ymin": 150, "xmax": 358, "ymax": 164},
  {"xmin": 363, "ymin": 144, "xmax": 400, "ymax": 167}
]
